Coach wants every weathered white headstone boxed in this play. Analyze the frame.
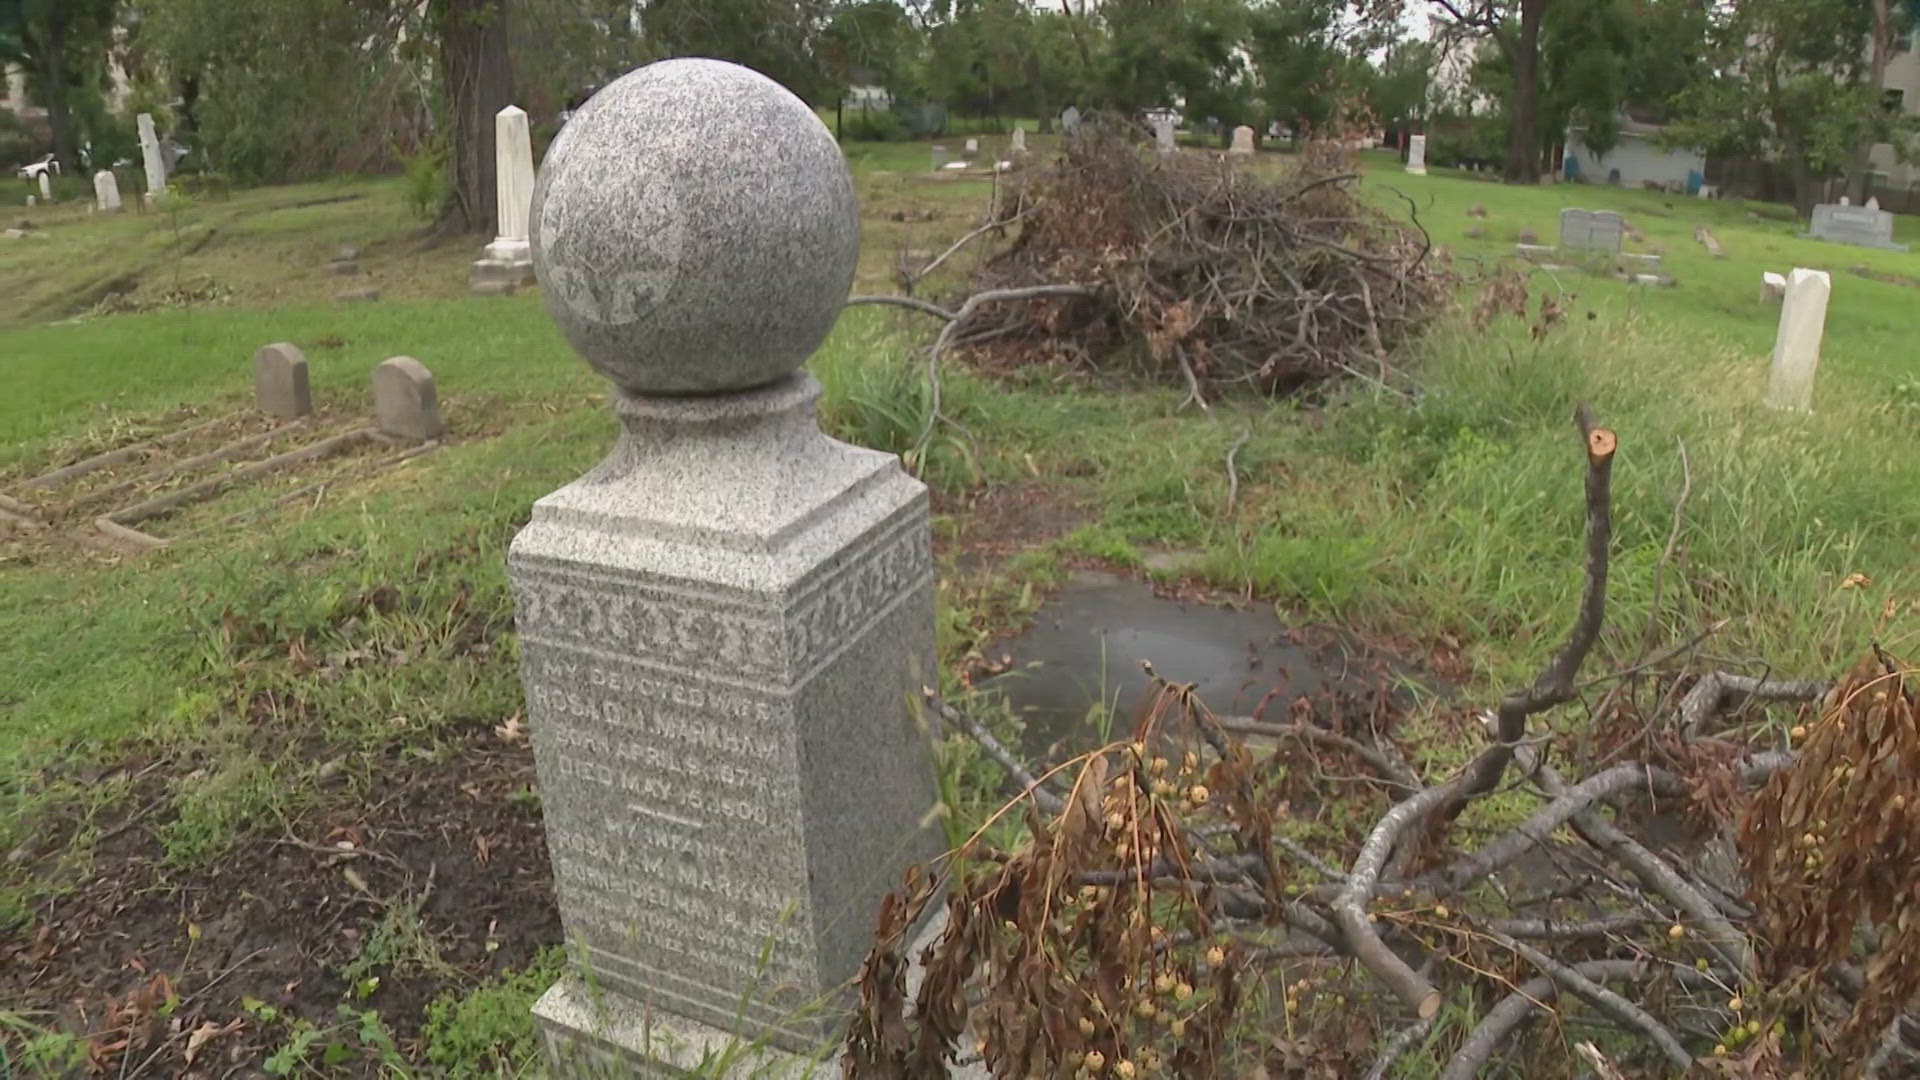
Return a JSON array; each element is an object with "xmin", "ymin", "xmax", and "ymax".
[
  {"xmin": 1152, "ymin": 114, "xmax": 1176, "ymax": 153},
  {"xmin": 1061, "ymin": 105, "xmax": 1081, "ymax": 134},
  {"xmin": 516, "ymin": 57, "xmax": 942, "ymax": 1075},
  {"xmin": 37, "ymin": 172, "xmax": 50, "ymax": 200},
  {"xmin": 1229, "ymin": 125, "xmax": 1255, "ymax": 155},
  {"xmin": 1839, "ymin": 196, "xmax": 1851, "ymax": 206},
  {"xmin": 1867, "ymin": 196, "xmax": 1881, "ymax": 211},
  {"xmin": 472, "ymin": 105, "xmax": 538, "ymax": 293},
  {"xmin": 1558, "ymin": 208, "xmax": 1626, "ymax": 254},
  {"xmin": 93, "ymin": 170, "xmax": 121, "ymax": 212},
  {"xmin": 1406, "ymin": 133, "xmax": 1428, "ymax": 175},
  {"xmin": 963, "ymin": 136, "xmax": 979, "ymax": 158},
  {"xmin": 1760, "ymin": 271, "xmax": 1787, "ymax": 304},
  {"xmin": 930, "ymin": 144, "xmax": 949, "ymax": 170},
  {"xmin": 1010, "ymin": 127, "xmax": 1027, "ymax": 155},
  {"xmin": 137, "ymin": 113, "xmax": 167, "ymax": 197},
  {"xmin": 1765, "ymin": 268, "xmax": 1830, "ymax": 411}
]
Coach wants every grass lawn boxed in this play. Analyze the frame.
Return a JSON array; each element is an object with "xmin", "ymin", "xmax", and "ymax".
[{"xmin": 4, "ymin": 137, "xmax": 1919, "ymax": 1074}]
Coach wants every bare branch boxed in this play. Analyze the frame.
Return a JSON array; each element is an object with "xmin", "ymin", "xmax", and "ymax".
[
  {"xmin": 1486, "ymin": 928, "xmax": 1695, "ymax": 1070},
  {"xmin": 1438, "ymin": 764, "xmax": 1686, "ymax": 891},
  {"xmin": 1439, "ymin": 960, "xmax": 1696, "ymax": 1080},
  {"xmin": 1335, "ymin": 783, "xmax": 1454, "ymax": 1018},
  {"xmin": 845, "ymin": 294, "xmax": 958, "ymax": 322},
  {"xmin": 930, "ymin": 695, "xmax": 1065, "ymax": 816},
  {"xmin": 1680, "ymin": 671, "xmax": 1830, "ymax": 737},
  {"xmin": 1363, "ymin": 1016, "xmax": 1433, "ymax": 1080},
  {"xmin": 1445, "ymin": 405, "xmax": 1615, "ymax": 814}
]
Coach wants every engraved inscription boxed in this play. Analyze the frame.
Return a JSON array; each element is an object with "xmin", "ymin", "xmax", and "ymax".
[{"xmin": 538, "ymin": 151, "xmax": 686, "ymax": 327}]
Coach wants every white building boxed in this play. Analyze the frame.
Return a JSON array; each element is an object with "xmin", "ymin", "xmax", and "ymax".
[{"xmin": 1564, "ymin": 117, "xmax": 1707, "ymax": 191}]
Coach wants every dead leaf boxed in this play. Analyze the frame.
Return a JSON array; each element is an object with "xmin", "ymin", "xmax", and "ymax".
[
  {"xmin": 494, "ymin": 713, "xmax": 527, "ymax": 744},
  {"xmin": 184, "ymin": 1018, "xmax": 242, "ymax": 1065},
  {"xmin": 342, "ymin": 867, "xmax": 371, "ymax": 894}
]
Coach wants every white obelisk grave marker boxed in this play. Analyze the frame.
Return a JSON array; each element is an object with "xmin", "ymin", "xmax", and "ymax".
[
  {"xmin": 471, "ymin": 105, "xmax": 538, "ymax": 293},
  {"xmin": 511, "ymin": 58, "xmax": 945, "ymax": 1075}
]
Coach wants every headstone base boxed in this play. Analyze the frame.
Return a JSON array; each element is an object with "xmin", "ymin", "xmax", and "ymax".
[
  {"xmin": 534, "ymin": 910, "xmax": 982, "ymax": 1079},
  {"xmin": 470, "ymin": 257, "xmax": 536, "ymax": 293}
]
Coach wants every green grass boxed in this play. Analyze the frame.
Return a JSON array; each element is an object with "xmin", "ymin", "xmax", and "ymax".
[{"xmin": 7, "ymin": 140, "xmax": 1920, "ymax": 1073}]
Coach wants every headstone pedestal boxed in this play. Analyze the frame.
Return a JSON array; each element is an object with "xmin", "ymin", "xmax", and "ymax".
[{"xmin": 510, "ymin": 58, "xmax": 943, "ymax": 1076}]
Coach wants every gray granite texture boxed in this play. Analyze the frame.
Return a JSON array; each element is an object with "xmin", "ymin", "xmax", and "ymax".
[
  {"xmin": 1806, "ymin": 203, "xmax": 1909, "ymax": 251},
  {"xmin": 1558, "ymin": 208, "xmax": 1626, "ymax": 253},
  {"xmin": 371, "ymin": 357, "xmax": 443, "ymax": 441},
  {"xmin": 530, "ymin": 59, "xmax": 860, "ymax": 396},
  {"xmin": 508, "ymin": 374, "xmax": 943, "ymax": 1064},
  {"xmin": 252, "ymin": 343, "xmax": 311, "ymax": 419}
]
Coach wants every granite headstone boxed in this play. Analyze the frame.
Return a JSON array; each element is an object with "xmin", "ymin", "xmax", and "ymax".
[
  {"xmin": 1558, "ymin": 208, "xmax": 1626, "ymax": 254},
  {"xmin": 514, "ymin": 57, "xmax": 943, "ymax": 1075},
  {"xmin": 252, "ymin": 343, "xmax": 312, "ymax": 420},
  {"xmin": 1406, "ymin": 133, "xmax": 1427, "ymax": 175},
  {"xmin": 1229, "ymin": 125, "xmax": 1254, "ymax": 155},
  {"xmin": 371, "ymin": 357, "xmax": 443, "ymax": 440},
  {"xmin": 1806, "ymin": 203, "xmax": 1907, "ymax": 251}
]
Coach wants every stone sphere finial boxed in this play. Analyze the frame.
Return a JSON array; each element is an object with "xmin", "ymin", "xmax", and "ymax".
[{"xmin": 531, "ymin": 58, "xmax": 860, "ymax": 396}]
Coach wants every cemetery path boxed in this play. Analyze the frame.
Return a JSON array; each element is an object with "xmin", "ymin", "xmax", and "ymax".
[{"xmin": 1, "ymin": 727, "xmax": 560, "ymax": 1075}]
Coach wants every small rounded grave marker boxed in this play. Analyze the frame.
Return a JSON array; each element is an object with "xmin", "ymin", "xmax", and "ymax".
[{"xmin": 531, "ymin": 57, "xmax": 860, "ymax": 396}]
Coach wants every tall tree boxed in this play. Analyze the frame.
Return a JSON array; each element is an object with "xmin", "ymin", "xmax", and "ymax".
[
  {"xmin": 1846, "ymin": 0, "xmax": 1898, "ymax": 201},
  {"xmin": 1428, "ymin": 0, "xmax": 1551, "ymax": 183},
  {"xmin": 434, "ymin": 0, "xmax": 514, "ymax": 235},
  {"xmin": 1249, "ymin": 0, "xmax": 1357, "ymax": 142},
  {"xmin": 638, "ymin": 0, "xmax": 833, "ymax": 102},
  {"xmin": 1098, "ymin": 0, "xmax": 1248, "ymax": 117},
  {"xmin": 1664, "ymin": 0, "xmax": 1907, "ymax": 213},
  {"xmin": 0, "ymin": 0, "xmax": 119, "ymax": 170}
]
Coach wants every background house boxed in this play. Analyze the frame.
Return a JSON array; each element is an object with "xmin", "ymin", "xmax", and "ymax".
[{"xmin": 1564, "ymin": 116, "xmax": 1706, "ymax": 192}]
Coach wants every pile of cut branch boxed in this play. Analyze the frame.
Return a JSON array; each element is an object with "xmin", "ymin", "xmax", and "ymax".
[
  {"xmin": 876, "ymin": 124, "xmax": 1449, "ymax": 405},
  {"xmin": 844, "ymin": 409, "xmax": 1920, "ymax": 1079}
]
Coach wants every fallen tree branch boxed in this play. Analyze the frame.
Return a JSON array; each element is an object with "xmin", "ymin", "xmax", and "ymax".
[
  {"xmin": 1485, "ymin": 928, "xmax": 1695, "ymax": 1070},
  {"xmin": 1679, "ymin": 671, "xmax": 1830, "ymax": 737},
  {"xmin": 1335, "ymin": 783, "xmax": 1454, "ymax": 1018},
  {"xmin": 1215, "ymin": 717, "xmax": 1422, "ymax": 792},
  {"xmin": 1438, "ymin": 764, "xmax": 1687, "ymax": 892},
  {"xmin": 929, "ymin": 695, "xmax": 1065, "ymax": 816},
  {"xmin": 1438, "ymin": 960, "xmax": 1690, "ymax": 1080},
  {"xmin": 1363, "ymin": 1016, "xmax": 1433, "ymax": 1080}
]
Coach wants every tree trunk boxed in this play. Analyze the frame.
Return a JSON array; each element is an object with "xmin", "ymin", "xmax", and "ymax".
[
  {"xmin": 1845, "ymin": 0, "xmax": 1893, "ymax": 203},
  {"xmin": 1503, "ymin": 0, "xmax": 1545, "ymax": 184},
  {"xmin": 34, "ymin": 15, "xmax": 78, "ymax": 173},
  {"xmin": 437, "ymin": 0, "xmax": 514, "ymax": 236}
]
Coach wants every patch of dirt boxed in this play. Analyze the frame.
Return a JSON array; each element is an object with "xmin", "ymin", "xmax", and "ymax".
[
  {"xmin": 932, "ymin": 478, "xmax": 1091, "ymax": 572},
  {"xmin": 1, "ymin": 728, "xmax": 559, "ymax": 1076}
]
